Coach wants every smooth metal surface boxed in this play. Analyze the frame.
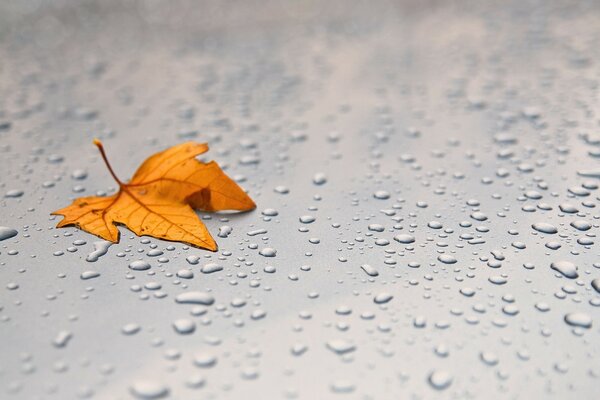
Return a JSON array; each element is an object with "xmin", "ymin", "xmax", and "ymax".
[{"xmin": 1, "ymin": 1, "xmax": 599, "ymax": 399}]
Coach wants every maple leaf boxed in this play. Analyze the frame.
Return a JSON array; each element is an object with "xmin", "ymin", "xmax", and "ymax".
[{"xmin": 51, "ymin": 140, "xmax": 255, "ymax": 251}]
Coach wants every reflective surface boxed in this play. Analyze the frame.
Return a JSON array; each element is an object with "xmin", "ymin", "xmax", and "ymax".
[{"xmin": 1, "ymin": 1, "xmax": 599, "ymax": 399}]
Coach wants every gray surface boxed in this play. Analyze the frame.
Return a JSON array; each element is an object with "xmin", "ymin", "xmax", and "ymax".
[{"xmin": 1, "ymin": 1, "xmax": 599, "ymax": 399}]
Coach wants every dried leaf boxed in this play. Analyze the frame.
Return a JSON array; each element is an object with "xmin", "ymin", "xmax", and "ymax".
[{"xmin": 51, "ymin": 140, "xmax": 255, "ymax": 251}]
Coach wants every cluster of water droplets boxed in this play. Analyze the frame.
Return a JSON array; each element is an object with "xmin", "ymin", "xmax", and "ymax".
[{"xmin": 1, "ymin": 2, "xmax": 600, "ymax": 399}]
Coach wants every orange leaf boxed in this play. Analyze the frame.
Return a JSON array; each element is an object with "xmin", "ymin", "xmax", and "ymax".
[{"xmin": 51, "ymin": 140, "xmax": 256, "ymax": 251}]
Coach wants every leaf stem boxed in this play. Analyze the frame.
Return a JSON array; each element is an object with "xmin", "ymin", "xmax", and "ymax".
[{"xmin": 93, "ymin": 139, "xmax": 123, "ymax": 186}]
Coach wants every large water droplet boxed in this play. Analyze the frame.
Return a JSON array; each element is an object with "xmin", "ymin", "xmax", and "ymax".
[
  {"xmin": 175, "ymin": 291, "xmax": 215, "ymax": 305},
  {"xmin": 564, "ymin": 312, "xmax": 592, "ymax": 328},
  {"xmin": 532, "ymin": 222, "xmax": 558, "ymax": 234},
  {"xmin": 129, "ymin": 381, "xmax": 169, "ymax": 399},
  {"xmin": 0, "ymin": 226, "xmax": 18, "ymax": 241},
  {"xmin": 550, "ymin": 261, "xmax": 578, "ymax": 279}
]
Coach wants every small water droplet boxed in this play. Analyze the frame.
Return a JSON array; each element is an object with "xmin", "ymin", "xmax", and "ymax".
[
  {"xmin": 217, "ymin": 225, "xmax": 232, "ymax": 238},
  {"xmin": 259, "ymin": 248, "xmax": 277, "ymax": 257},
  {"xmin": 129, "ymin": 380, "xmax": 169, "ymax": 399},
  {"xmin": 373, "ymin": 292, "xmax": 393, "ymax": 304},
  {"xmin": 129, "ymin": 260, "xmax": 151, "ymax": 271},
  {"xmin": 428, "ymin": 370, "xmax": 452, "ymax": 390},
  {"xmin": 312, "ymin": 172, "xmax": 327, "ymax": 185},
  {"xmin": 326, "ymin": 339, "xmax": 356, "ymax": 355},
  {"xmin": 172, "ymin": 319, "xmax": 196, "ymax": 335},
  {"xmin": 394, "ymin": 234, "xmax": 415, "ymax": 244},
  {"xmin": 373, "ymin": 190, "xmax": 390, "ymax": 200},
  {"xmin": 80, "ymin": 271, "xmax": 100, "ymax": 280},
  {"xmin": 361, "ymin": 264, "xmax": 379, "ymax": 277},
  {"xmin": 201, "ymin": 263, "xmax": 223, "ymax": 274}
]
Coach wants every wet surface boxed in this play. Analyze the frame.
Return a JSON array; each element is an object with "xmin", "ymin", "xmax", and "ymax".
[{"xmin": 1, "ymin": 1, "xmax": 599, "ymax": 398}]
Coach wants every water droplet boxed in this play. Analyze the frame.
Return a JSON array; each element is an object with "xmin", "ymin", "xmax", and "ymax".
[
  {"xmin": 129, "ymin": 381, "xmax": 169, "ymax": 399},
  {"xmin": 480, "ymin": 351, "xmax": 499, "ymax": 366},
  {"xmin": 186, "ymin": 255, "xmax": 200, "ymax": 265},
  {"xmin": 231, "ymin": 298, "xmax": 246, "ymax": 308},
  {"xmin": 71, "ymin": 169, "xmax": 88, "ymax": 180},
  {"xmin": 489, "ymin": 275, "xmax": 507, "ymax": 285},
  {"xmin": 434, "ymin": 344, "xmax": 449, "ymax": 357},
  {"xmin": 326, "ymin": 339, "xmax": 356, "ymax": 355},
  {"xmin": 428, "ymin": 221, "xmax": 443, "ymax": 229},
  {"xmin": 373, "ymin": 292, "xmax": 393, "ymax": 304},
  {"xmin": 299, "ymin": 215, "xmax": 316, "ymax": 224},
  {"xmin": 291, "ymin": 343, "xmax": 308, "ymax": 356},
  {"xmin": 535, "ymin": 302, "xmax": 550, "ymax": 312},
  {"xmin": 259, "ymin": 247, "xmax": 277, "ymax": 257},
  {"xmin": 121, "ymin": 323, "xmax": 141, "ymax": 335},
  {"xmin": 129, "ymin": 260, "xmax": 151, "ymax": 271},
  {"xmin": 193, "ymin": 353, "xmax": 217, "ymax": 368},
  {"xmin": 394, "ymin": 234, "xmax": 415, "ymax": 244},
  {"xmin": 201, "ymin": 263, "xmax": 223, "ymax": 274},
  {"xmin": 428, "ymin": 370, "xmax": 452, "ymax": 390},
  {"xmin": 172, "ymin": 319, "xmax": 196, "ymax": 335},
  {"xmin": 5, "ymin": 189, "xmax": 24, "ymax": 198},
  {"xmin": 559, "ymin": 203, "xmax": 579, "ymax": 213},
  {"xmin": 262, "ymin": 208, "xmax": 278, "ymax": 216},
  {"xmin": 564, "ymin": 312, "xmax": 592, "ymax": 329},
  {"xmin": 570, "ymin": 220, "xmax": 591, "ymax": 231},
  {"xmin": 373, "ymin": 190, "xmax": 390, "ymax": 200},
  {"xmin": 53, "ymin": 330, "xmax": 73, "ymax": 348},
  {"xmin": 532, "ymin": 222, "xmax": 558, "ymax": 234},
  {"xmin": 368, "ymin": 223, "xmax": 385, "ymax": 232},
  {"xmin": 0, "ymin": 226, "xmax": 18, "ymax": 241},
  {"xmin": 247, "ymin": 228, "xmax": 268, "ymax": 236},
  {"xmin": 470, "ymin": 211, "xmax": 488, "ymax": 221},
  {"xmin": 361, "ymin": 264, "xmax": 379, "ymax": 277},
  {"xmin": 80, "ymin": 271, "xmax": 100, "ymax": 280},
  {"xmin": 274, "ymin": 185, "xmax": 289, "ymax": 194},
  {"xmin": 330, "ymin": 380, "xmax": 355, "ymax": 393},
  {"xmin": 175, "ymin": 291, "xmax": 215, "ymax": 305},
  {"xmin": 176, "ymin": 269, "xmax": 194, "ymax": 279},
  {"xmin": 592, "ymin": 279, "xmax": 600, "ymax": 294},
  {"xmin": 502, "ymin": 304, "xmax": 519, "ymax": 316},
  {"xmin": 313, "ymin": 172, "xmax": 327, "ymax": 185},
  {"xmin": 251, "ymin": 309, "xmax": 267, "ymax": 320},
  {"xmin": 438, "ymin": 254, "xmax": 457, "ymax": 264},
  {"xmin": 550, "ymin": 261, "xmax": 578, "ymax": 279},
  {"xmin": 217, "ymin": 225, "xmax": 232, "ymax": 238},
  {"xmin": 413, "ymin": 316, "xmax": 427, "ymax": 328},
  {"xmin": 185, "ymin": 375, "xmax": 206, "ymax": 389},
  {"xmin": 147, "ymin": 249, "xmax": 163, "ymax": 257}
]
